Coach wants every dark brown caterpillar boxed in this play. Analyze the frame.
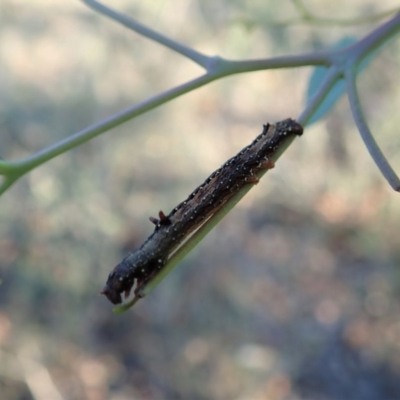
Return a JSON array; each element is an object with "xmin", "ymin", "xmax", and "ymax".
[{"xmin": 102, "ymin": 119, "xmax": 303, "ymax": 304}]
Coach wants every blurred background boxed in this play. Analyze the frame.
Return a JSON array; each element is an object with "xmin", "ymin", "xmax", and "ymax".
[{"xmin": 1, "ymin": 0, "xmax": 400, "ymax": 399}]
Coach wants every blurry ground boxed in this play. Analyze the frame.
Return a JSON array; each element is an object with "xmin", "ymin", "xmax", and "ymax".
[{"xmin": 1, "ymin": 0, "xmax": 400, "ymax": 399}]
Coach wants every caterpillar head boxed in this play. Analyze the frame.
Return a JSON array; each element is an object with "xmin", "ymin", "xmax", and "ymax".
[{"xmin": 101, "ymin": 264, "xmax": 134, "ymax": 304}]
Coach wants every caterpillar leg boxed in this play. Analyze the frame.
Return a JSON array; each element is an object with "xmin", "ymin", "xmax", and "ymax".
[
  {"xmin": 149, "ymin": 210, "xmax": 171, "ymax": 226},
  {"xmin": 246, "ymin": 176, "xmax": 260, "ymax": 184},
  {"xmin": 259, "ymin": 160, "xmax": 275, "ymax": 170}
]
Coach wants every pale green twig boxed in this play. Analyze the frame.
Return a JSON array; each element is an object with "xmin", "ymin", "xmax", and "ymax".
[
  {"xmin": 298, "ymin": 65, "xmax": 342, "ymax": 126},
  {"xmin": 82, "ymin": 0, "xmax": 210, "ymax": 68},
  {"xmin": 346, "ymin": 68, "xmax": 400, "ymax": 191},
  {"xmin": 2, "ymin": 5, "xmax": 399, "ymax": 196}
]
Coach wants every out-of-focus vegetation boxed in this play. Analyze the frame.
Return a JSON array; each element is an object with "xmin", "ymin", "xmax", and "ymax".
[{"xmin": 1, "ymin": 0, "xmax": 400, "ymax": 399}]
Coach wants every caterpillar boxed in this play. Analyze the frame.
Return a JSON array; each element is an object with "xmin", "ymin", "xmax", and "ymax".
[{"xmin": 102, "ymin": 118, "xmax": 303, "ymax": 304}]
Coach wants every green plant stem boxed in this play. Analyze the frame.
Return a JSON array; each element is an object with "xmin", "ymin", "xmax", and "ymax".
[
  {"xmin": 83, "ymin": 0, "xmax": 331, "ymax": 70},
  {"xmin": 345, "ymin": 68, "xmax": 400, "ymax": 191},
  {"xmin": 0, "ymin": 54, "xmax": 331, "ymax": 195},
  {"xmin": 1, "ymin": 3, "xmax": 400, "ymax": 196},
  {"xmin": 299, "ymin": 66, "xmax": 341, "ymax": 126},
  {"xmin": 82, "ymin": 0, "xmax": 210, "ymax": 67},
  {"xmin": 340, "ymin": 11, "xmax": 400, "ymax": 67}
]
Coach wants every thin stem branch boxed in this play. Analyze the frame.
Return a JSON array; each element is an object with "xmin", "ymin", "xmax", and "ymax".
[
  {"xmin": 345, "ymin": 68, "xmax": 400, "ymax": 191},
  {"xmin": 298, "ymin": 65, "xmax": 342, "ymax": 126},
  {"xmin": 217, "ymin": 52, "xmax": 331, "ymax": 74},
  {"xmin": 82, "ymin": 0, "xmax": 211, "ymax": 68},
  {"xmin": 340, "ymin": 12, "xmax": 400, "ymax": 67},
  {"xmin": 0, "ymin": 176, "xmax": 18, "ymax": 196},
  {"xmin": 0, "ymin": 50, "xmax": 332, "ymax": 193},
  {"xmin": 2, "ymin": 73, "xmax": 214, "ymax": 176},
  {"xmin": 0, "ymin": 159, "xmax": 13, "ymax": 173},
  {"xmin": 1, "ymin": 1, "xmax": 400, "ymax": 197}
]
